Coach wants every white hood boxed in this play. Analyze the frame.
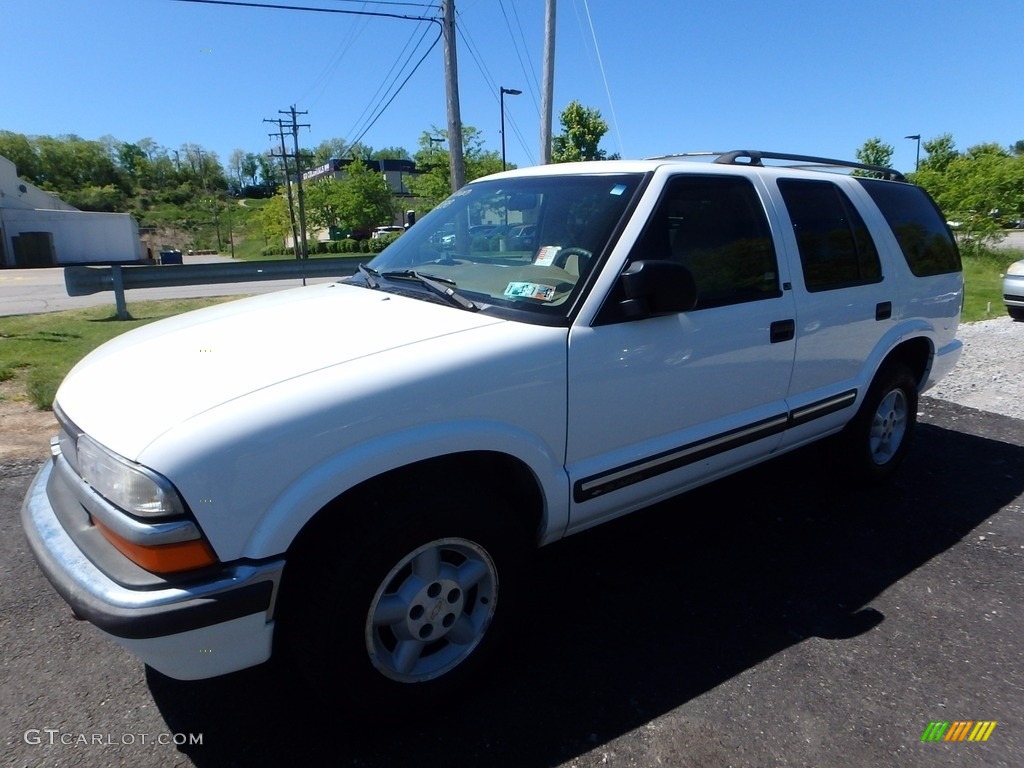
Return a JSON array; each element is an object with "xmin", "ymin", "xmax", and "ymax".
[{"xmin": 56, "ymin": 283, "xmax": 504, "ymax": 459}]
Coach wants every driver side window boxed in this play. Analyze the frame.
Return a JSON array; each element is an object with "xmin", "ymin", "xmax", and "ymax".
[{"xmin": 633, "ymin": 175, "xmax": 781, "ymax": 309}]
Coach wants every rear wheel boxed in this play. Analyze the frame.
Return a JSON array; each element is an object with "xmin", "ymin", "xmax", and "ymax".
[
  {"xmin": 1008, "ymin": 306, "xmax": 1024, "ymax": 321},
  {"xmin": 842, "ymin": 363, "xmax": 919, "ymax": 481},
  {"xmin": 279, "ymin": 489, "xmax": 528, "ymax": 717}
]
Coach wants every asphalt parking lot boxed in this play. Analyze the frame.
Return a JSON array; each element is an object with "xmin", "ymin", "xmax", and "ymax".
[{"xmin": 2, "ymin": 397, "xmax": 1021, "ymax": 767}]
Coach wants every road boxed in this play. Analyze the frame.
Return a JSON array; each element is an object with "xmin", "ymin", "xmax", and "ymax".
[
  {"xmin": 2, "ymin": 397, "xmax": 1021, "ymax": 767},
  {"xmin": 0, "ymin": 254, "xmax": 337, "ymax": 316}
]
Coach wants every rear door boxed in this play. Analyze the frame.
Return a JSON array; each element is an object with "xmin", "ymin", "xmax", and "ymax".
[{"xmin": 771, "ymin": 177, "xmax": 895, "ymax": 448}]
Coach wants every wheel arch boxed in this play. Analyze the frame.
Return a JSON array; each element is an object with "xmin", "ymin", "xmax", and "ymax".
[
  {"xmin": 878, "ymin": 334, "xmax": 932, "ymax": 388},
  {"xmin": 287, "ymin": 451, "xmax": 547, "ymax": 560}
]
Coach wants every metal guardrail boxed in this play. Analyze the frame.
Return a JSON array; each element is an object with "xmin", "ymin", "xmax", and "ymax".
[{"xmin": 64, "ymin": 258, "xmax": 364, "ymax": 319}]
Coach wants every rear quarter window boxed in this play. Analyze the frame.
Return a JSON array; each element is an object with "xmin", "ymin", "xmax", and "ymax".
[{"xmin": 856, "ymin": 178, "xmax": 962, "ymax": 276}]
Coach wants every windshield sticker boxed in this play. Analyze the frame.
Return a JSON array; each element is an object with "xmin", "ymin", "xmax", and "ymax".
[
  {"xmin": 610, "ymin": 184, "xmax": 627, "ymax": 196},
  {"xmin": 533, "ymin": 245, "xmax": 562, "ymax": 267},
  {"xmin": 505, "ymin": 281, "xmax": 557, "ymax": 301}
]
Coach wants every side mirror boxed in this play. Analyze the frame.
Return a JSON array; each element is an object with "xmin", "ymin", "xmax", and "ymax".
[{"xmin": 618, "ymin": 260, "xmax": 697, "ymax": 318}]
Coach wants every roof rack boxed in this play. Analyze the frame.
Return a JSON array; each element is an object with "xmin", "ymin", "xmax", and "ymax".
[{"xmin": 646, "ymin": 150, "xmax": 906, "ymax": 182}]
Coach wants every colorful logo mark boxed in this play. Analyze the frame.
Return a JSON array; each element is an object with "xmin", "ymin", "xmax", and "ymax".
[{"xmin": 921, "ymin": 721, "xmax": 997, "ymax": 742}]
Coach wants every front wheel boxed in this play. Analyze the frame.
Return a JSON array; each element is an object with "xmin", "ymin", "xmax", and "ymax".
[
  {"xmin": 1008, "ymin": 305, "xmax": 1024, "ymax": 321},
  {"xmin": 278, "ymin": 491, "xmax": 528, "ymax": 717},
  {"xmin": 841, "ymin": 363, "xmax": 919, "ymax": 481}
]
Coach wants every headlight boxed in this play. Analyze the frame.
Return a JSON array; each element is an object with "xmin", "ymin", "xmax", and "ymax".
[
  {"xmin": 1006, "ymin": 260, "xmax": 1024, "ymax": 276},
  {"xmin": 77, "ymin": 435, "xmax": 185, "ymax": 519}
]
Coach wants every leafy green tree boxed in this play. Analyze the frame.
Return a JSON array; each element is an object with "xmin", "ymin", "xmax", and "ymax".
[
  {"xmin": 0, "ymin": 131, "xmax": 41, "ymax": 179},
  {"xmin": 912, "ymin": 136, "xmax": 1024, "ymax": 254},
  {"xmin": 117, "ymin": 142, "xmax": 149, "ymax": 192},
  {"xmin": 334, "ymin": 159, "xmax": 397, "ymax": 231},
  {"xmin": 255, "ymin": 190, "xmax": 292, "ymax": 245},
  {"xmin": 313, "ymin": 138, "xmax": 350, "ymax": 165},
  {"xmin": 552, "ymin": 101, "xmax": 613, "ymax": 163},
  {"xmin": 854, "ymin": 137, "xmax": 895, "ymax": 172},
  {"xmin": 305, "ymin": 176, "xmax": 346, "ymax": 231},
  {"xmin": 241, "ymin": 153, "xmax": 261, "ymax": 188},
  {"xmin": 373, "ymin": 146, "xmax": 412, "ymax": 161},
  {"xmin": 918, "ymin": 133, "xmax": 958, "ymax": 173}
]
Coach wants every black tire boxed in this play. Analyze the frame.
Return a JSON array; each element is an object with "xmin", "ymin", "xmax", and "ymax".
[
  {"xmin": 278, "ymin": 488, "xmax": 528, "ymax": 718},
  {"xmin": 841, "ymin": 362, "xmax": 919, "ymax": 481},
  {"xmin": 1008, "ymin": 306, "xmax": 1024, "ymax": 321}
]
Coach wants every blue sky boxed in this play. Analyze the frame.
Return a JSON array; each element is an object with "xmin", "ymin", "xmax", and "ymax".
[{"xmin": 3, "ymin": 0, "xmax": 1022, "ymax": 175}]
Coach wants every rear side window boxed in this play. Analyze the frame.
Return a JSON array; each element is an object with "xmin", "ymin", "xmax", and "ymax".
[
  {"xmin": 856, "ymin": 178, "xmax": 961, "ymax": 276},
  {"xmin": 778, "ymin": 179, "xmax": 882, "ymax": 292}
]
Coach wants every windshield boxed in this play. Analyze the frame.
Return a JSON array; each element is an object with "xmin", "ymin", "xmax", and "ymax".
[{"xmin": 361, "ymin": 173, "xmax": 644, "ymax": 318}]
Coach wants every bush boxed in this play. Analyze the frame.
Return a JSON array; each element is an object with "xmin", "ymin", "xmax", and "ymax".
[
  {"xmin": 369, "ymin": 232, "xmax": 401, "ymax": 253},
  {"xmin": 27, "ymin": 369, "xmax": 58, "ymax": 411}
]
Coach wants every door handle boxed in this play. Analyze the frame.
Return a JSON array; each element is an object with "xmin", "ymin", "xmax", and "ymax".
[{"xmin": 770, "ymin": 319, "xmax": 795, "ymax": 343}]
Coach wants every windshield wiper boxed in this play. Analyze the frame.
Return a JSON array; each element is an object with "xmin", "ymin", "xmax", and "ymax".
[
  {"xmin": 357, "ymin": 263, "xmax": 379, "ymax": 289},
  {"xmin": 379, "ymin": 270, "xmax": 479, "ymax": 311}
]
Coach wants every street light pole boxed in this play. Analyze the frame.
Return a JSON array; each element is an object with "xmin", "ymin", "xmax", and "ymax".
[
  {"xmin": 905, "ymin": 134, "xmax": 921, "ymax": 171},
  {"xmin": 500, "ymin": 87, "xmax": 522, "ymax": 171}
]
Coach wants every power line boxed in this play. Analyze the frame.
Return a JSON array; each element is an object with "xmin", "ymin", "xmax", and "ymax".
[
  {"xmin": 170, "ymin": 0, "xmax": 439, "ymax": 24},
  {"xmin": 346, "ymin": 28, "xmax": 442, "ymax": 150},
  {"xmin": 579, "ymin": 0, "xmax": 622, "ymax": 156},
  {"xmin": 455, "ymin": 22, "xmax": 535, "ymax": 166},
  {"xmin": 345, "ymin": 21, "xmax": 434, "ymax": 145}
]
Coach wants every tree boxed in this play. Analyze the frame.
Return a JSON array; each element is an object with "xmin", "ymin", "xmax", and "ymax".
[
  {"xmin": 854, "ymin": 137, "xmax": 895, "ymax": 172},
  {"xmin": 334, "ymin": 159, "xmax": 397, "ymax": 231},
  {"xmin": 313, "ymin": 138, "xmax": 351, "ymax": 165},
  {"xmin": 305, "ymin": 161, "xmax": 397, "ymax": 233},
  {"xmin": 551, "ymin": 101, "xmax": 613, "ymax": 163},
  {"xmin": 912, "ymin": 135, "xmax": 1024, "ymax": 255},
  {"xmin": 373, "ymin": 146, "xmax": 412, "ymax": 161},
  {"xmin": 0, "ymin": 130, "xmax": 41, "ymax": 179},
  {"xmin": 918, "ymin": 133, "xmax": 958, "ymax": 173},
  {"xmin": 305, "ymin": 176, "xmax": 346, "ymax": 231},
  {"xmin": 227, "ymin": 149, "xmax": 246, "ymax": 193},
  {"xmin": 255, "ymin": 190, "xmax": 292, "ymax": 245}
]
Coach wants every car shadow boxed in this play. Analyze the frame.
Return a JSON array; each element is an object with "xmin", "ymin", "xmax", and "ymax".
[{"xmin": 147, "ymin": 412, "xmax": 1024, "ymax": 767}]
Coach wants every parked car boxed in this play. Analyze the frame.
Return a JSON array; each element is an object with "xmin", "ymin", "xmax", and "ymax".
[
  {"xmin": 506, "ymin": 223, "xmax": 536, "ymax": 249},
  {"xmin": 1004, "ymin": 257, "xmax": 1024, "ymax": 319},
  {"xmin": 22, "ymin": 150, "xmax": 963, "ymax": 716},
  {"xmin": 371, "ymin": 226, "xmax": 404, "ymax": 239}
]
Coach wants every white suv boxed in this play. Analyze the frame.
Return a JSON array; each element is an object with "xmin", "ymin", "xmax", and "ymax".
[{"xmin": 22, "ymin": 151, "xmax": 963, "ymax": 714}]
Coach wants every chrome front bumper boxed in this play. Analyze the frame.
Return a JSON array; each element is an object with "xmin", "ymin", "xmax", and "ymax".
[{"xmin": 21, "ymin": 458, "xmax": 285, "ymax": 679}]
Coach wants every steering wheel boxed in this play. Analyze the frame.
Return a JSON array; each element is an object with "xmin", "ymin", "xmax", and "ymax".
[{"xmin": 552, "ymin": 247, "xmax": 593, "ymax": 270}]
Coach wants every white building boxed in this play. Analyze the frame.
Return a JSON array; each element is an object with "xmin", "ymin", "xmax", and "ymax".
[{"xmin": 0, "ymin": 154, "xmax": 142, "ymax": 267}]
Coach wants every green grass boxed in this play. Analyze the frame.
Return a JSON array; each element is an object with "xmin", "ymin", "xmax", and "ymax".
[
  {"xmin": 962, "ymin": 248, "xmax": 1021, "ymax": 321},
  {"xmin": 0, "ymin": 298, "xmax": 240, "ymax": 410}
]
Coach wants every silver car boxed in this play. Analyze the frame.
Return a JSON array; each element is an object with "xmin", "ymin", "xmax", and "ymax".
[{"xmin": 1004, "ymin": 258, "xmax": 1024, "ymax": 320}]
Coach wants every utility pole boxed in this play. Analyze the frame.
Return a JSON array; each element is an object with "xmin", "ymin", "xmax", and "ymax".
[
  {"xmin": 282, "ymin": 105, "xmax": 311, "ymax": 260},
  {"xmin": 265, "ymin": 118, "xmax": 300, "ymax": 259},
  {"xmin": 442, "ymin": 0, "xmax": 465, "ymax": 191},
  {"xmin": 540, "ymin": 0, "xmax": 556, "ymax": 164}
]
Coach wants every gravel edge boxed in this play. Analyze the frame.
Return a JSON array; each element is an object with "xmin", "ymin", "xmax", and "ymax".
[{"xmin": 926, "ymin": 316, "xmax": 1024, "ymax": 421}]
